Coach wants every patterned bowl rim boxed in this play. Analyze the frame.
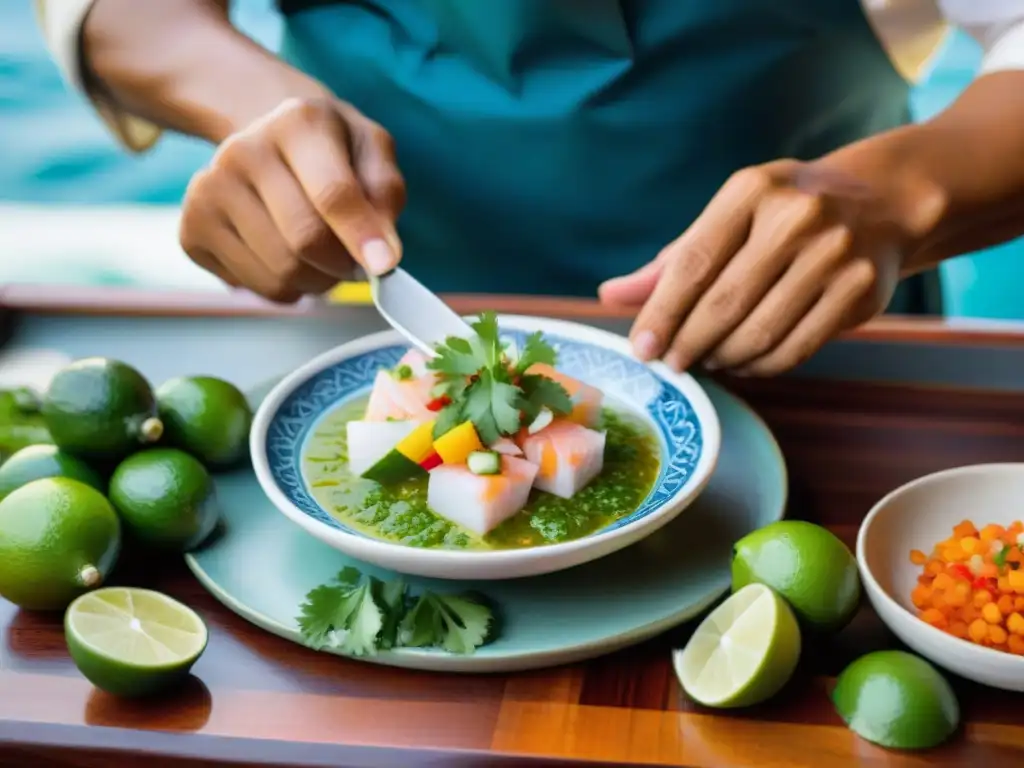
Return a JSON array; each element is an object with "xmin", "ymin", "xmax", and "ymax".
[{"xmin": 250, "ymin": 314, "xmax": 722, "ymax": 564}]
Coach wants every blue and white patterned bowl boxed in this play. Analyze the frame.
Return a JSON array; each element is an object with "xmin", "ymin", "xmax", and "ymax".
[{"xmin": 250, "ymin": 315, "xmax": 721, "ymax": 580}]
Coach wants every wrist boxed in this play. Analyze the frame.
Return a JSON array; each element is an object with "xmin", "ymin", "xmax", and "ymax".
[
  {"xmin": 815, "ymin": 125, "xmax": 950, "ymax": 275},
  {"xmin": 82, "ymin": 0, "xmax": 331, "ymax": 144}
]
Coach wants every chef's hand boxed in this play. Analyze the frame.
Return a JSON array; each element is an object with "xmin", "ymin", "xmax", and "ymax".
[
  {"xmin": 179, "ymin": 97, "xmax": 405, "ymax": 302},
  {"xmin": 599, "ymin": 159, "xmax": 927, "ymax": 376}
]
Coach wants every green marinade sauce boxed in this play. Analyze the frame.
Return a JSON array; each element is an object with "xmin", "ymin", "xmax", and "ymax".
[{"xmin": 303, "ymin": 398, "xmax": 660, "ymax": 550}]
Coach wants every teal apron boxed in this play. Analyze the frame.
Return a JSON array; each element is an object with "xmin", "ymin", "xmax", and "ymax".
[{"xmin": 278, "ymin": 0, "xmax": 936, "ymax": 312}]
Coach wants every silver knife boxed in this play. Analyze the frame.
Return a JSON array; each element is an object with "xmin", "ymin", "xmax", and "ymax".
[{"xmin": 369, "ymin": 267, "xmax": 474, "ymax": 356}]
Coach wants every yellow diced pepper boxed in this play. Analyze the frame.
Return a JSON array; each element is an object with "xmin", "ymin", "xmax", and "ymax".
[
  {"xmin": 433, "ymin": 421, "xmax": 484, "ymax": 465},
  {"xmin": 396, "ymin": 420, "xmax": 436, "ymax": 463}
]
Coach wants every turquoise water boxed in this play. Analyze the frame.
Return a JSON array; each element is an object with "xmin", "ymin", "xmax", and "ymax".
[{"xmin": 1, "ymin": 5, "xmax": 1021, "ymax": 317}]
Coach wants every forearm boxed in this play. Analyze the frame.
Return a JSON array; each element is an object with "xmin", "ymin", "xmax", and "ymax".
[
  {"xmin": 81, "ymin": 0, "xmax": 329, "ymax": 144},
  {"xmin": 820, "ymin": 71, "xmax": 1024, "ymax": 273}
]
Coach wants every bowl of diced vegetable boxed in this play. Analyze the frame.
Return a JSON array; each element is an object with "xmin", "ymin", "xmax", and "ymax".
[
  {"xmin": 858, "ymin": 463, "xmax": 1024, "ymax": 691},
  {"xmin": 251, "ymin": 313, "xmax": 721, "ymax": 580}
]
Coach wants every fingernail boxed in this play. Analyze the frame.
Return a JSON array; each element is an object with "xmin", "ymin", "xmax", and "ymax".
[
  {"xmin": 362, "ymin": 239, "xmax": 397, "ymax": 276},
  {"xmin": 703, "ymin": 359, "xmax": 720, "ymax": 371},
  {"xmin": 632, "ymin": 330, "xmax": 659, "ymax": 361},
  {"xmin": 664, "ymin": 352, "xmax": 686, "ymax": 372}
]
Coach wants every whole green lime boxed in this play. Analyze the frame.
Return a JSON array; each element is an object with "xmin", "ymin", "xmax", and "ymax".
[
  {"xmin": 42, "ymin": 358, "xmax": 163, "ymax": 462},
  {"xmin": 731, "ymin": 520, "xmax": 861, "ymax": 632},
  {"xmin": 0, "ymin": 477, "xmax": 121, "ymax": 610},
  {"xmin": 833, "ymin": 651, "xmax": 959, "ymax": 749},
  {"xmin": 0, "ymin": 444, "xmax": 105, "ymax": 501},
  {"xmin": 156, "ymin": 376, "xmax": 252, "ymax": 468},
  {"xmin": 108, "ymin": 448, "xmax": 219, "ymax": 552}
]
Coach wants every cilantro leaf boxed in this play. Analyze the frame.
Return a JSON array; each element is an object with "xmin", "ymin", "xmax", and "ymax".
[
  {"xmin": 338, "ymin": 582, "xmax": 384, "ymax": 656},
  {"xmin": 374, "ymin": 578, "xmax": 408, "ymax": 650},
  {"xmin": 296, "ymin": 584, "xmax": 346, "ymax": 650},
  {"xmin": 518, "ymin": 374, "xmax": 572, "ymax": 422},
  {"xmin": 432, "ymin": 400, "xmax": 465, "ymax": 439},
  {"xmin": 295, "ymin": 569, "xmax": 384, "ymax": 656},
  {"xmin": 462, "ymin": 370, "xmax": 522, "ymax": 444},
  {"xmin": 334, "ymin": 566, "xmax": 363, "ymax": 589},
  {"xmin": 427, "ymin": 335, "xmax": 481, "ymax": 378},
  {"xmin": 397, "ymin": 593, "xmax": 442, "ymax": 648},
  {"xmin": 514, "ymin": 331, "xmax": 557, "ymax": 375},
  {"xmin": 299, "ymin": 567, "xmax": 498, "ymax": 656},
  {"xmin": 398, "ymin": 592, "xmax": 493, "ymax": 654},
  {"xmin": 469, "ymin": 311, "xmax": 502, "ymax": 369}
]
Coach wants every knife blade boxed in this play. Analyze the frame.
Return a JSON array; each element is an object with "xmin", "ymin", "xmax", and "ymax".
[{"xmin": 369, "ymin": 267, "xmax": 474, "ymax": 356}]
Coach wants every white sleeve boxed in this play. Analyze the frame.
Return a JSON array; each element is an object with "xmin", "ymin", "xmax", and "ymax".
[
  {"xmin": 938, "ymin": 1, "xmax": 1024, "ymax": 74},
  {"xmin": 34, "ymin": 0, "xmax": 162, "ymax": 152}
]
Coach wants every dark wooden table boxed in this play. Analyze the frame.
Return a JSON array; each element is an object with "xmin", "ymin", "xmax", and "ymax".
[{"xmin": 2, "ymin": 286, "xmax": 1024, "ymax": 767}]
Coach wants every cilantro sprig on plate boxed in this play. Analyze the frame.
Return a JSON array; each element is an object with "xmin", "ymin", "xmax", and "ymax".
[
  {"xmin": 297, "ymin": 567, "xmax": 497, "ymax": 656},
  {"xmin": 427, "ymin": 312, "xmax": 572, "ymax": 443}
]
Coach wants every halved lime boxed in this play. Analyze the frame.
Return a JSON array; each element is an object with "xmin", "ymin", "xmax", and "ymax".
[
  {"xmin": 673, "ymin": 583, "xmax": 801, "ymax": 708},
  {"xmin": 833, "ymin": 651, "xmax": 959, "ymax": 750},
  {"xmin": 65, "ymin": 587, "xmax": 208, "ymax": 698}
]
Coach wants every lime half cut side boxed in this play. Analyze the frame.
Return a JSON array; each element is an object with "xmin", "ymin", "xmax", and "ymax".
[
  {"xmin": 65, "ymin": 587, "xmax": 208, "ymax": 698},
  {"xmin": 673, "ymin": 583, "xmax": 801, "ymax": 708}
]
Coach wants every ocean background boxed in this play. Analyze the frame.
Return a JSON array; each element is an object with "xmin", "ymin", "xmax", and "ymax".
[{"xmin": 1, "ymin": 2, "xmax": 1021, "ymax": 317}]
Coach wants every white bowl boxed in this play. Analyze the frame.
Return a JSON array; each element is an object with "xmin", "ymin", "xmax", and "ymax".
[
  {"xmin": 250, "ymin": 314, "xmax": 721, "ymax": 580},
  {"xmin": 858, "ymin": 463, "xmax": 1024, "ymax": 691}
]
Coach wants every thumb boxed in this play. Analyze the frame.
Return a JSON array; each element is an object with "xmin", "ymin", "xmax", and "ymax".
[
  {"xmin": 598, "ymin": 257, "xmax": 666, "ymax": 307},
  {"xmin": 349, "ymin": 114, "xmax": 407, "ymax": 258}
]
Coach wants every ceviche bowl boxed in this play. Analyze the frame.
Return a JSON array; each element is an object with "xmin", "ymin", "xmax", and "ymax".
[{"xmin": 250, "ymin": 315, "xmax": 721, "ymax": 580}]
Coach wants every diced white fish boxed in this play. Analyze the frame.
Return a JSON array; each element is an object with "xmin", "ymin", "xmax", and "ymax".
[
  {"xmin": 520, "ymin": 420, "xmax": 606, "ymax": 499},
  {"xmin": 427, "ymin": 456, "xmax": 539, "ymax": 536},
  {"xmin": 490, "ymin": 437, "xmax": 523, "ymax": 457},
  {"xmin": 525, "ymin": 363, "xmax": 603, "ymax": 428},
  {"xmin": 345, "ymin": 419, "xmax": 423, "ymax": 475},
  {"xmin": 364, "ymin": 369, "xmax": 436, "ymax": 422}
]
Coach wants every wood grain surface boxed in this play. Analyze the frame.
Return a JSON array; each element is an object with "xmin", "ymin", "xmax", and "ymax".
[{"xmin": 5, "ymin": 369, "xmax": 1024, "ymax": 767}]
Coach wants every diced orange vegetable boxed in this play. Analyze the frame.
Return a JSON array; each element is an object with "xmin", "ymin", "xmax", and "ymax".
[
  {"xmin": 932, "ymin": 572, "xmax": 954, "ymax": 591},
  {"xmin": 959, "ymin": 537, "xmax": 981, "ymax": 555},
  {"xmin": 990, "ymin": 625, "xmax": 1009, "ymax": 645},
  {"xmin": 998, "ymin": 594, "xmax": 1017, "ymax": 615},
  {"xmin": 969, "ymin": 619, "xmax": 989, "ymax": 642},
  {"xmin": 433, "ymin": 421, "xmax": 485, "ymax": 465},
  {"xmin": 1010, "ymin": 634, "xmax": 1024, "ymax": 655},
  {"xmin": 980, "ymin": 524, "xmax": 1005, "ymax": 542},
  {"xmin": 911, "ymin": 585, "xmax": 932, "ymax": 609},
  {"xmin": 948, "ymin": 621, "xmax": 969, "ymax": 639},
  {"xmin": 946, "ymin": 586, "xmax": 968, "ymax": 608},
  {"xmin": 1008, "ymin": 612, "xmax": 1024, "ymax": 635},
  {"xmin": 953, "ymin": 520, "xmax": 978, "ymax": 539},
  {"xmin": 910, "ymin": 520, "xmax": 1024, "ymax": 657}
]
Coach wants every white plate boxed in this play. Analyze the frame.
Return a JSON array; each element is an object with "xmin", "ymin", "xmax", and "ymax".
[{"xmin": 250, "ymin": 315, "xmax": 721, "ymax": 580}]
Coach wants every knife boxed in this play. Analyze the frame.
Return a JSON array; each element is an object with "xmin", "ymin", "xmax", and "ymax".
[{"xmin": 368, "ymin": 267, "xmax": 474, "ymax": 356}]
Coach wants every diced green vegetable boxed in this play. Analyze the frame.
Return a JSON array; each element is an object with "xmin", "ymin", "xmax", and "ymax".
[
  {"xmin": 467, "ymin": 450, "xmax": 501, "ymax": 476},
  {"xmin": 361, "ymin": 449, "xmax": 426, "ymax": 485}
]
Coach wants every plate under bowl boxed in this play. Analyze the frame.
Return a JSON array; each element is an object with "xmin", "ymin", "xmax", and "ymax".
[
  {"xmin": 858, "ymin": 463, "xmax": 1024, "ymax": 691},
  {"xmin": 250, "ymin": 315, "xmax": 721, "ymax": 580}
]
